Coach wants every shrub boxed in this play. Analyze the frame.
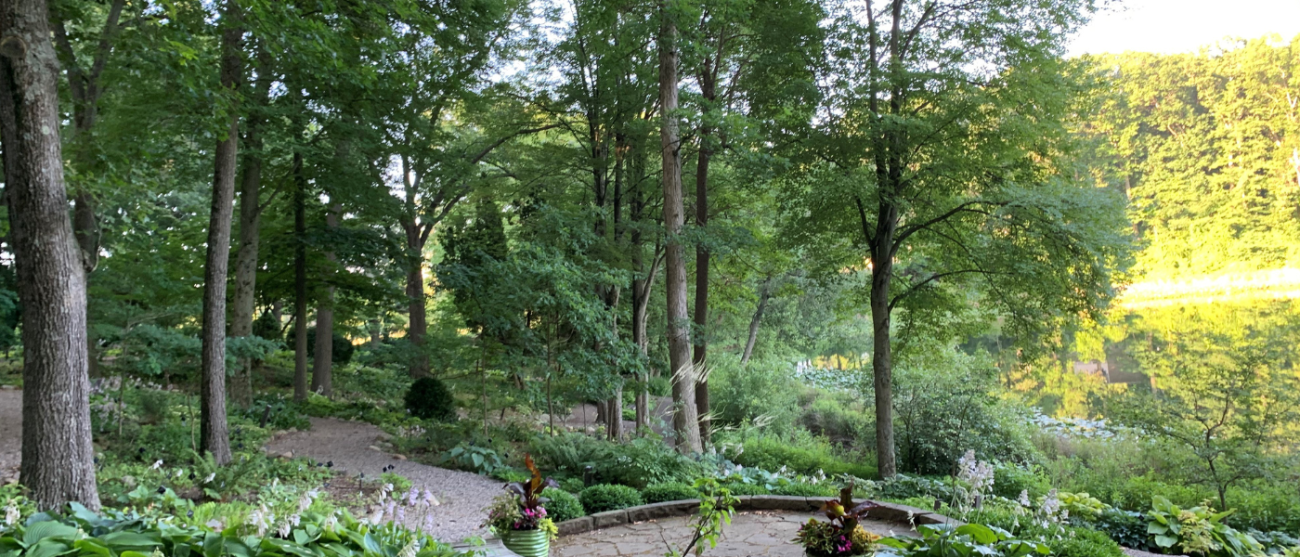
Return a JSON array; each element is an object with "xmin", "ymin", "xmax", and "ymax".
[
  {"xmin": 730, "ymin": 434, "xmax": 876, "ymax": 479},
  {"xmin": 1225, "ymin": 484, "xmax": 1300, "ymax": 533},
  {"xmin": 530, "ymin": 433, "xmax": 703, "ymax": 489},
  {"xmin": 579, "ymin": 484, "xmax": 643, "ymax": 513},
  {"xmin": 798, "ymin": 395, "xmax": 873, "ymax": 450},
  {"xmin": 892, "ymin": 355, "xmax": 1041, "ymax": 475},
  {"xmin": 1044, "ymin": 526, "xmax": 1126, "ymax": 557},
  {"xmin": 559, "ymin": 478, "xmax": 586, "ymax": 494},
  {"xmin": 541, "ymin": 487, "xmax": 585, "ymax": 522},
  {"xmin": 642, "ymin": 482, "xmax": 699, "ymax": 503},
  {"xmin": 772, "ymin": 482, "xmax": 837, "ymax": 497},
  {"xmin": 709, "ymin": 355, "xmax": 801, "ymax": 430},
  {"xmin": 405, "ymin": 377, "xmax": 456, "ymax": 421},
  {"xmin": 647, "ymin": 376, "xmax": 671, "ymax": 398},
  {"xmin": 718, "ymin": 481, "xmax": 769, "ymax": 496},
  {"xmin": 1093, "ymin": 509, "xmax": 1155, "ymax": 552},
  {"xmin": 992, "ymin": 463, "xmax": 1051, "ymax": 500},
  {"xmin": 286, "ymin": 326, "xmax": 356, "ymax": 364}
]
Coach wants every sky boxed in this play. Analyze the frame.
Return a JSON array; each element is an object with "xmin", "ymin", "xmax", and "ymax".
[{"xmin": 1067, "ymin": 0, "xmax": 1300, "ymax": 57}]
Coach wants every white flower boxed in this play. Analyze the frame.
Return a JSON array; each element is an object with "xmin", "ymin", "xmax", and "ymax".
[
  {"xmin": 175, "ymin": 469, "xmax": 184, "ymax": 478},
  {"xmin": 150, "ymin": 460, "xmax": 163, "ymax": 470},
  {"xmin": 3, "ymin": 501, "xmax": 19, "ymax": 527},
  {"xmin": 1018, "ymin": 490, "xmax": 1031, "ymax": 507},
  {"xmin": 203, "ymin": 473, "xmax": 216, "ymax": 484},
  {"xmin": 277, "ymin": 520, "xmax": 292, "ymax": 538}
]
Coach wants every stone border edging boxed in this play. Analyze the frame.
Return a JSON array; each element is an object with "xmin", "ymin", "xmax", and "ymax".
[{"xmin": 556, "ymin": 496, "xmax": 955, "ymax": 537}]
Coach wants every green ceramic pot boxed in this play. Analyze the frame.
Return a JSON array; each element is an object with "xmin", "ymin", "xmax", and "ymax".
[{"xmin": 501, "ymin": 528, "xmax": 549, "ymax": 557}]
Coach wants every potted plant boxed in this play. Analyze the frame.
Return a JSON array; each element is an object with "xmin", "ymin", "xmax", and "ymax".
[
  {"xmin": 794, "ymin": 485, "xmax": 882, "ymax": 557},
  {"xmin": 486, "ymin": 455, "xmax": 559, "ymax": 557}
]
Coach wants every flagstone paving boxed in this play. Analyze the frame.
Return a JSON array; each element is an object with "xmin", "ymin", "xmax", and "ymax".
[{"xmin": 553, "ymin": 510, "xmax": 923, "ymax": 556}]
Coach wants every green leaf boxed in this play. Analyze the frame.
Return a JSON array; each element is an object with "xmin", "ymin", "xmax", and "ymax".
[
  {"xmin": 954, "ymin": 525, "xmax": 998, "ymax": 545},
  {"xmin": 23, "ymin": 522, "xmax": 79, "ymax": 545},
  {"xmin": 1154, "ymin": 535, "xmax": 1180, "ymax": 548},
  {"xmin": 100, "ymin": 531, "xmax": 162, "ymax": 550},
  {"xmin": 25, "ymin": 540, "xmax": 73, "ymax": 557},
  {"xmin": 72, "ymin": 538, "xmax": 112, "ymax": 557},
  {"xmin": 1147, "ymin": 523, "xmax": 1168, "ymax": 534}
]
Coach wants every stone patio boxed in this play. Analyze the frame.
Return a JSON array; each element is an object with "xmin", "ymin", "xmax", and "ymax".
[{"xmin": 553, "ymin": 510, "xmax": 924, "ymax": 556}]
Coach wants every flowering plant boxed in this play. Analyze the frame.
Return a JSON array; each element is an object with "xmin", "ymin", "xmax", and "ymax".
[
  {"xmin": 794, "ymin": 484, "xmax": 882, "ymax": 556},
  {"xmin": 484, "ymin": 454, "xmax": 558, "ymax": 539}
]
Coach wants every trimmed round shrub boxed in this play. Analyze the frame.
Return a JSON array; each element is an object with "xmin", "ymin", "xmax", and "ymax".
[
  {"xmin": 579, "ymin": 484, "xmax": 643, "ymax": 513},
  {"xmin": 405, "ymin": 377, "xmax": 456, "ymax": 421},
  {"xmin": 559, "ymin": 478, "xmax": 586, "ymax": 494},
  {"xmin": 542, "ymin": 487, "xmax": 585, "ymax": 522},
  {"xmin": 772, "ymin": 482, "xmax": 837, "ymax": 497},
  {"xmin": 642, "ymin": 482, "xmax": 698, "ymax": 503}
]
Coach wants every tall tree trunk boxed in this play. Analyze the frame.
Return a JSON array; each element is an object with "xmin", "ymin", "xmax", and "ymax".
[
  {"xmin": 0, "ymin": 0, "xmax": 101, "ymax": 510},
  {"xmin": 630, "ymin": 153, "xmax": 650, "ymax": 435},
  {"xmin": 659, "ymin": 3, "xmax": 701, "ymax": 454},
  {"xmin": 230, "ymin": 48, "xmax": 270, "ymax": 407},
  {"xmin": 198, "ymin": 0, "xmax": 240, "ymax": 466},
  {"xmin": 311, "ymin": 207, "xmax": 339, "ymax": 396},
  {"xmin": 52, "ymin": 0, "xmax": 125, "ymax": 381},
  {"xmin": 741, "ymin": 276, "xmax": 772, "ymax": 365},
  {"xmin": 293, "ymin": 149, "xmax": 309, "ymax": 401},
  {"xmin": 405, "ymin": 245, "xmax": 429, "ymax": 378},
  {"xmin": 692, "ymin": 127, "xmax": 712, "ymax": 445},
  {"xmin": 869, "ymin": 207, "xmax": 899, "ymax": 478}
]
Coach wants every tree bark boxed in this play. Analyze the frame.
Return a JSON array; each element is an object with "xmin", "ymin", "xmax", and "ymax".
[
  {"xmin": 293, "ymin": 149, "xmax": 309, "ymax": 401},
  {"xmin": 630, "ymin": 151, "xmax": 651, "ymax": 435},
  {"xmin": 741, "ymin": 276, "xmax": 772, "ymax": 365},
  {"xmin": 659, "ymin": 3, "xmax": 701, "ymax": 454},
  {"xmin": 692, "ymin": 127, "xmax": 712, "ymax": 445},
  {"xmin": 230, "ymin": 48, "xmax": 270, "ymax": 407},
  {"xmin": 198, "ymin": 1, "xmax": 239, "ymax": 466},
  {"xmin": 405, "ymin": 252, "xmax": 429, "ymax": 378},
  {"xmin": 311, "ymin": 207, "xmax": 339, "ymax": 396},
  {"xmin": 0, "ymin": 0, "xmax": 101, "ymax": 510}
]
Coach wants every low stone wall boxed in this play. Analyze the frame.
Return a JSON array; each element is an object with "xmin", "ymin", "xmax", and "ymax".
[{"xmin": 556, "ymin": 496, "xmax": 953, "ymax": 537}]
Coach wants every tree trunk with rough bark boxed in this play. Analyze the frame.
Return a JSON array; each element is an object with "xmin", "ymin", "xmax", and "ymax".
[
  {"xmin": 741, "ymin": 276, "xmax": 772, "ymax": 366},
  {"xmin": 198, "ymin": 0, "xmax": 240, "ymax": 466},
  {"xmin": 311, "ymin": 207, "xmax": 339, "ymax": 396},
  {"xmin": 692, "ymin": 130, "xmax": 712, "ymax": 445},
  {"xmin": 230, "ymin": 49, "xmax": 270, "ymax": 407},
  {"xmin": 0, "ymin": 0, "xmax": 101, "ymax": 510},
  {"xmin": 293, "ymin": 149, "xmax": 309, "ymax": 401},
  {"xmin": 405, "ymin": 253, "xmax": 429, "ymax": 378},
  {"xmin": 659, "ymin": 4, "xmax": 701, "ymax": 454}
]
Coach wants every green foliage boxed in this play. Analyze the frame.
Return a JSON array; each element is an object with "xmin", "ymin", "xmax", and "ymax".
[
  {"xmin": 772, "ymin": 482, "xmax": 838, "ymax": 497},
  {"xmin": 663, "ymin": 479, "xmax": 740, "ymax": 557},
  {"xmin": 708, "ymin": 355, "xmax": 801, "ymax": 431},
  {"xmin": 439, "ymin": 443, "xmax": 504, "ymax": 475},
  {"xmin": 647, "ymin": 376, "xmax": 671, "ymax": 398},
  {"xmin": 727, "ymin": 434, "xmax": 875, "ymax": 479},
  {"xmin": 878, "ymin": 524, "xmax": 1051, "ymax": 557},
  {"xmin": 539, "ymin": 488, "xmax": 584, "ymax": 522},
  {"xmin": 577, "ymin": 484, "xmax": 643, "ymax": 513},
  {"xmin": 993, "ymin": 465, "xmax": 1052, "ymax": 500},
  {"xmin": 1093, "ymin": 510, "xmax": 1155, "ymax": 552},
  {"xmin": 893, "ymin": 361, "xmax": 1040, "ymax": 476},
  {"xmin": 405, "ymin": 377, "xmax": 456, "ymax": 422},
  {"xmin": 1147, "ymin": 496, "xmax": 1264, "ymax": 557},
  {"xmin": 0, "ymin": 501, "xmax": 468, "ymax": 557},
  {"xmin": 642, "ymin": 482, "xmax": 700, "ymax": 504},
  {"xmin": 380, "ymin": 472, "xmax": 413, "ymax": 494},
  {"xmin": 285, "ymin": 327, "xmax": 356, "ymax": 365},
  {"xmin": 528, "ymin": 432, "xmax": 704, "ymax": 489}
]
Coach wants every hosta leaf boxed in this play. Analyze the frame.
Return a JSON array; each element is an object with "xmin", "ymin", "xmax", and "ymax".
[
  {"xmin": 23, "ymin": 522, "xmax": 79, "ymax": 545},
  {"xmin": 955, "ymin": 525, "xmax": 998, "ymax": 545},
  {"xmin": 1155, "ymin": 535, "xmax": 1179, "ymax": 548},
  {"xmin": 25, "ymin": 540, "xmax": 73, "ymax": 557}
]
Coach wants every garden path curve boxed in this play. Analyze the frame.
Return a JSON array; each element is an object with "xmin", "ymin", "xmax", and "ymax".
[{"xmin": 264, "ymin": 416, "xmax": 504, "ymax": 544}]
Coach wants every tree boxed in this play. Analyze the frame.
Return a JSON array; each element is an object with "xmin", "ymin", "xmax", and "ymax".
[
  {"xmin": 198, "ymin": 0, "xmax": 240, "ymax": 466},
  {"xmin": 788, "ymin": 0, "xmax": 1129, "ymax": 476},
  {"xmin": 659, "ymin": 0, "xmax": 701, "ymax": 454},
  {"xmin": 0, "ymin": 0, "xmax": 100, "ymax": 509}
]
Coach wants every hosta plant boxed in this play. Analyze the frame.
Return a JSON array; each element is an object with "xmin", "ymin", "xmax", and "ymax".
[
  {"xmin": 1146, "ymin": 496, "xmax": 1264, "ymax": 557},
  {"xmin": 877, "ymin": 524, "xmax": 1051, "ymax": 557}
]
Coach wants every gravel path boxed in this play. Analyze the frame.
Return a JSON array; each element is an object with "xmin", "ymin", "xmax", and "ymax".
[
  {"xmin": 0, "ymin": 389, "xmax": 20, "ymax": 485},
  {"xmin": 265, "ymin": 417, "xmax": 504, "ymax": 543}
]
